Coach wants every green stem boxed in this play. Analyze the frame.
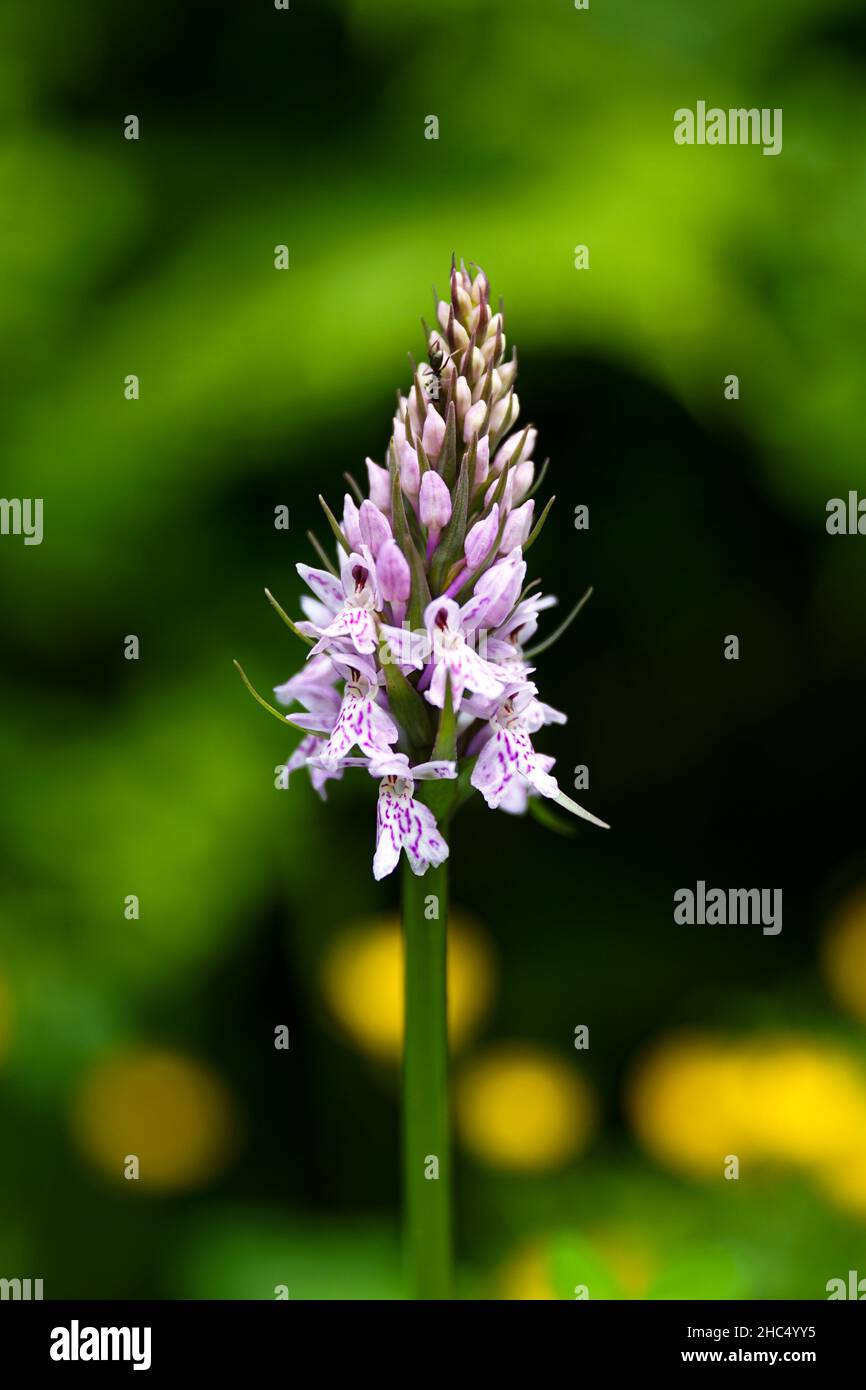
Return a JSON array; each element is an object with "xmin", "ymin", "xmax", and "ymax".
[{"xmin": 402, "ymin": 849, "xmax": 453, "ymax": 1300}]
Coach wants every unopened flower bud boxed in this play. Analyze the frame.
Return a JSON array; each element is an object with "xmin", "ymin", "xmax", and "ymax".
[
  {"xmin": 454, "ymin": 376, "xmax": 471, "ymax": 430},
  {"xmin": 359, "ymin": 499, "xmax": 392, "ymax": 557},
  {"xmin": 501, "ymin": 499, "xmax": 534, "ymax": 552},
  {"xmin": 463, "ymin": 399, "xmax": 487, "ymax": 443},
  {"xmin": 481, "ymin": 331, "xmax": 505, "ymax": 368},
  {"xmin": 490, "ymin": 391, "xmax": 518, "ymax": 437},
  {"xmin": 422, "ymin": 405, "xmax": 446, "ymax": 461},
  {"xmin": 492, "ymin": 427, "xmax": 536, "ymax": 475},
  {"xmin": 485, "ymin": 311, "xmax": 503, "ymax": 342},
  {"xmin": 474, "ymin": 547, "xmax": 526, "ymax": 626},
  {"xmin": 343, "ymin": 493, "xmax": 362, "ymax": 550},
  {"xmin": 497, "ymin": 357, "xmax": 517, "ymax": 392},
  {"xmin": 419, "ymin": 471, "xmax": 452, "ymax": 531},
  {"xmin": 451, "ymin": 320, "xmax": 470, "ymax": 352},
  {"xmin": 486, "ymin": 459, "xmax": 517, "ymax": 504},
  {"xmin": 400, "ymin": 441, "xmax": 420, "ymax": 497},
  {"xmin": 464, "ymin": 503, "xmax": 499, "ymax": 569},
  {"xmin": 377, "ymin": 538, "xmax": 411, "ymax": 603},
  {"xmin": 512, "ymin": 460, "xmax": 535, "ymax": 503},
  {"xmin": 471, "ymin": 267, "xmax": 489, "ymax": 305},
  {"xmin": 366, "ymin": 458, "xmax": 391, "ymax": 511},
  {"xmin": 468, "ymin": 346, "xmax": 485, "ymax": 380}
]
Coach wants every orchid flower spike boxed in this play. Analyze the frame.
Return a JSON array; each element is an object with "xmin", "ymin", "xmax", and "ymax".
[{"xmin": 240, "ymin": 259, "xmax": 608, "ymax": 881}]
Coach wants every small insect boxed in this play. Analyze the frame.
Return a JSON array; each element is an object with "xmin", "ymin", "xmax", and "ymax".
[{"xmin": 423, "ymin": 339, "xmax": 455, "ymax": 399}]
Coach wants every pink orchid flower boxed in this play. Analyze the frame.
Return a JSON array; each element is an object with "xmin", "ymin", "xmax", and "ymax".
[
  {"xmin": 369, "ymin": 753, "xmax": 457, "ymax": 881},
  {"xmin": 300, "ymin": 546, "xmax": 381, "ymax": 657},
  {"xmin": 471, "ymin": 684, "xmax": 607, "ymax": 827},
  {"xmin": 317, "ymin": 653, "xmax": 399, "ymax": 769},
  {"xmin": 422, "ymin": 595, "xmax": 508, "ymax": 712}
]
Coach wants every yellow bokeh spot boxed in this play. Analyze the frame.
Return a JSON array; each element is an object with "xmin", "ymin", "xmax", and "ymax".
[
  {"xmin": 749, "ymin": 1043, "xmax": 866, "ymax": 1167},
  {"xmin": 320, "ymin": 913, "xmax": 494, "ymax": 1061},
  {"xmin": 822, "ymin": 887, "xmax": 866, "ymax": 1023},
  {"xmin": 71, "ymin": 1048, "xmax": 239, "ymax": 1191},
  {"xmin": 456, "ymin": 1042, "xmax": 595, "ymax": 1171},
  {"xmin": 628, "ymin": 1036, "xmax": 755, "ymax": 1176},
  {"xmin": 629, "ymin": 1033, "xmax": 866, "ymax": 1185}
]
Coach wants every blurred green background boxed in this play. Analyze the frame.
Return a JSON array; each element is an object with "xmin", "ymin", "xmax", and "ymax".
[{"xmin": 1, "ymin": 0, "xmax": 865, "ymax": 1299}]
